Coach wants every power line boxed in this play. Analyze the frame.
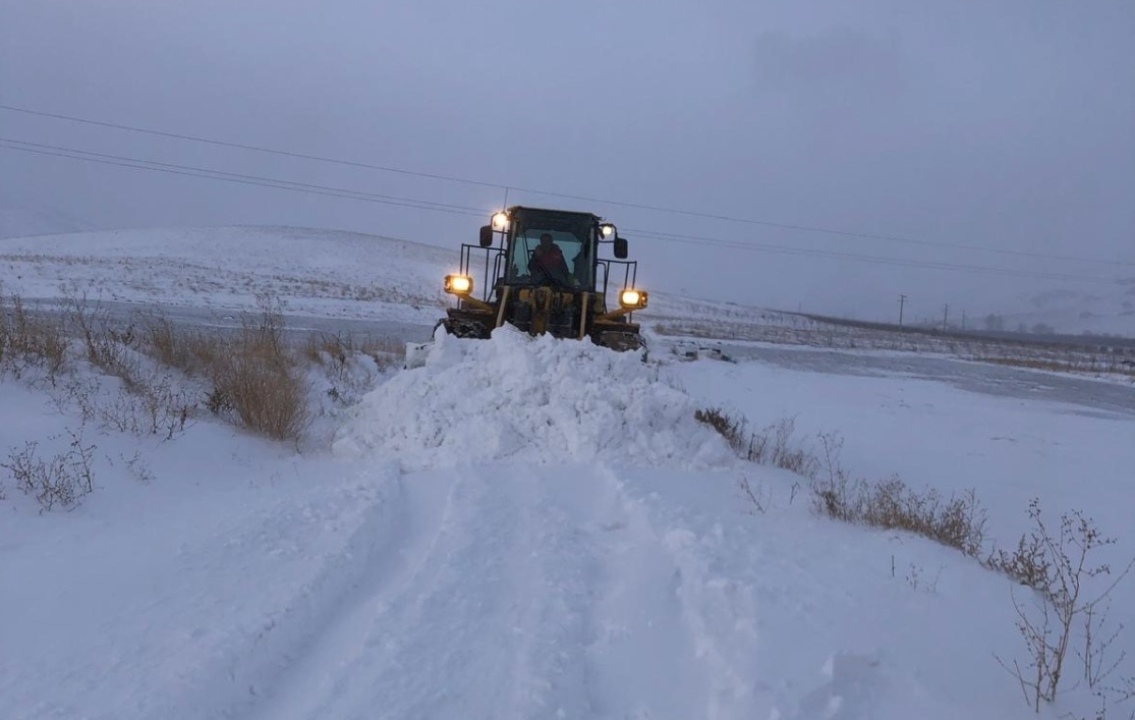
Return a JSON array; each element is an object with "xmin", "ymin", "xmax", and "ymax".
[
  {"xmin": 0, "ymin": 138, "xmax": 1121, "ymax": 285},
  {"xmin": 2, "ymin": 102, "xmax": 1126, "ymax": 267},
  {"xmin": 626, "ymin": 226, "xmax": 1115, "ymax": 284},
  {"xmin": 0, "ymin": 104, "xmax": 507, "ymax": 191},
  {"xmin": 0, "ymin": 139, "xmax": 486, "ymax": 218}
]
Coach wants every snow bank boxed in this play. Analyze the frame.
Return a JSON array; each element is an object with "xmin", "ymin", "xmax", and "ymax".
[{"xmin": 333, "ymin": 326, "xmax": 734, "ymax": 470}]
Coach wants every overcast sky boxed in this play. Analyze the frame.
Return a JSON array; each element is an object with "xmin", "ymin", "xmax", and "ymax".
[{"xmin": 2, "ymin": 0, "xmax": 1133, "ymax": 322}]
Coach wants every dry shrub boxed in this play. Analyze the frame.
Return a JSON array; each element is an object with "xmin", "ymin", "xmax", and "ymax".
[
  {"xmin": 694, "ymin": 407, "xmax": 748, "ymax": 452},
  {"xmin": 1, "ymin": 427, "xmax": 95, "ymax": 512},
  {"xmin": 137, "ymin": 308, "xmax": 307, "ymax": 441},
  {"xmin": 811, "ymin": 433, "xmax": 987, "ymax": 557},
  {"xmin": 697, "ymin": 412, "xmax": 988, "ymax": 558},
  {"xmin": 61, "ymin": 295, "xmax": 175, "ymax": 404},
  {"xmin": 986, "ymin": 530, "xmax": 1052, "ymax": 592},
  {"xmin": 748, "ymin": 416, "xmax": 818, "ymax": 476},
  {"xmin": 695, "ymin": 408, "xmax": 818, "ymax": 476},
  {"xmin": 206, "ymin": 310, "xmax": 309, "ymax": 442},
  {"xmin": 0, "ymin": 292, "xmax": 68, "ymax": 379},
  {"xmin": 97, "ymin": 375, "xmax": 194, "ymax": 440},
  {"xmin": 812, "ymin": 475, "xmax": 987, "ymax": 556},
  {"xmin": 992, "ymin": 499, "xmax": 1135, "ymax": 714},
  {"xmin": 211, "ymin": 353, "xmax": 308, "ymax": 441},
  {"xmin": 142, "ymin": 315, "xmax": 211, "ymax": 374},
  {"xmin": 861, "ymin": 478, "xmax": 986, "ymax": 557}
]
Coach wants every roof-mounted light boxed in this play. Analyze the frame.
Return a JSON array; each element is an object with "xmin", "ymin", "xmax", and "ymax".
[
  {"xmin": 491, "ymin": 211, "xmax": 510, "ymax": 231},
  {"xmin": 599, "ymin": 223, "xmax": 616, "ymax": 238}
]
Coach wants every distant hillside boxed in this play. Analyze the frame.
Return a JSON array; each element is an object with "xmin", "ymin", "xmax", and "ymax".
[
  {"xmin": 996, "ymin": 281, "xmax": 1135, "ymax": 337},
  {"xmin": 0, "ymin": 223, "xmax": 800, "ymax": 335},
  {"xmin": 0, "ymin": 225, "xmax": 453, "ymax": 324},
  {"xmin": 0, "ymin": 193, "xmax": 97, "ymax": 239}
]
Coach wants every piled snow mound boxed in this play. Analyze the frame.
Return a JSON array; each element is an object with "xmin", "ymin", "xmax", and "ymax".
[{"xmin": 333, "ymin": 326, "xmax": 734, "ymax": 470}]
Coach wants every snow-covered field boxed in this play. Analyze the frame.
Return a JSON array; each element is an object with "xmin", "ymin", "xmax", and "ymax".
[
  {"xmin": 1, "ymin": 226, "xmax": 452, "ymax": 326},
  {"xmin": 2, "ymin": 225, "xmax": 1134, "ymax": 720}
]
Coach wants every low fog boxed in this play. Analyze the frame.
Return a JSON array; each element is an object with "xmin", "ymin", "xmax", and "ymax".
[{"xmin": 2, "ymin": 0, "xmax": 1133, "ymax": 326}]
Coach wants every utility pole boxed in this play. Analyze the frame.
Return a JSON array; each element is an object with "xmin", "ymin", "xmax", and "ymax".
[
  {"xmin": 898, "ymin": 294, "xmax": 907, "ymax": 328},
  {"xmin": 962, "ymin": 310, "xmax": 966, "ymax": 331},
  {"xmin": 943, "ymin": 303, "xmax": 949, "ymax": 331}
]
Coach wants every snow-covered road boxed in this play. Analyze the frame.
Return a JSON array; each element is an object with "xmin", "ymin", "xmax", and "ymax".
[{"xmin": 245, "ymin": 461, "xmax": 759, "ymax": 720}]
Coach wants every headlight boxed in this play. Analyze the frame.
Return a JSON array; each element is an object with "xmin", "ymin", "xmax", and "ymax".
[
  {"xmin": 619, "ymin": 288, "xmax": 648, "ymax": 309},
  {"xmin": 445, "ymin": 274, "xmax": 473, "ymax": 295},
  {"xmin": 599, "ymin": 223, "xmax": 616, "ymax": 238},
  {"xmin": 491, "ymin": 211, "xmax": 509, "ymax": 231}
]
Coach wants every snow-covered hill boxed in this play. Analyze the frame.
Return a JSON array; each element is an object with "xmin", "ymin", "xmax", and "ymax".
[
  {"xmin": 998, "ymin": 282, "xmax": 1135, "ymax": 336},
  {"xmin": 0, "ymin": 224, "xmax": 792, "ymax": 333},
  {"xmin": 0, "ymin": 225, "xmax": 453, "ymax": 325},
  {"xmin": 0, "ymin": 192, "xmax": 97, "ymax": 239}
]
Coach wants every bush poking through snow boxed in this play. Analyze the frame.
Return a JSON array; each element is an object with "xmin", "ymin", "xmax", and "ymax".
[
  {"xmin": 694, "ymin": 407, "xmax": 747, "ymax": 452},
  {"xmin": 694, "ymin": 408, "xmax": 818, "ymax": 476},
  {"xmin": 136, "ymin": 306, "xmax": 310, "ymax": 441},
  {"xmin": 749, "ymin": 416, "xmax": 818, "ymax": 477},
  {"xmin": 811, "ymin": 432, "xmax": 988, "ymax": 558},
  {"xmin": 68, "ymin": 295, "xmax": 143, "ymax": 388},
  {"xmin": 0, "ymin": 290, "xmax": 68, "ymax": 381},
  {"xmin": 204, "ymin": 310, "xmax": 310, "ymax": 442},
  {"xmin": 985, "ymin": 529, "xmax": 1052, "ymax": 593},
  {"xmin": 140, "ymin": 315, "xmax": 225, "ymax": 378},
  {"xmin": 1, "ymin": 427, "xmax": 96, "ymax": 512},
  {"xmin": 697, "ymin": 408, "xmax": 988, "ymax": 558},
  {"xmin": 992, "ymin": 499, "xmax": 1135, "ymax": 714}
]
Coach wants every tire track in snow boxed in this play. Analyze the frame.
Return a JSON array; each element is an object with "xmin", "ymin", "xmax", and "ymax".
[
  {"xmin": 590, "ymin": 466, "xmax": 762, "ymax": 720},
  {"xmin": 170, "ymin": 465, "xmax": 415, "ymax": 720},
  {"xmin": 280, "ymin": 463, "xmax": 605, "ymax": 720},
  {"xmin": 230, "ymin": 461, "xmax": 761, "ymax": 720},
  {"xmin": 235, "ymin": 468, "xmax": 458, "ymax": 720}
]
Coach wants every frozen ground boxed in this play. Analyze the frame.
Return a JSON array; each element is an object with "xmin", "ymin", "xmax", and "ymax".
[
  {"xmin": 1, "ymin": 225, "xmax": 452, "ymax": 326},
  {"xmin": 666, "ymin": 337, "xmax": 1135, "ymax": 416},
  {"xmin": 2, "ymin": 225, "xmax": 1134, "ymax": 720}
]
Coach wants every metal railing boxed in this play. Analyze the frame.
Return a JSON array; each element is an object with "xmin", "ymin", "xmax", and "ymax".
[{"xmin": 453, "ymin": 243, "xmax": 640, "ymax": 308}]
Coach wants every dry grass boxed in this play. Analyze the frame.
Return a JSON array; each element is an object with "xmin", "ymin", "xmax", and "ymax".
[
  {"xmin": 814, "ymin": 473, "xmax": 988, "ymax": 557},
  {"xmin": 972, "ymin": 355, "xmax": 1135, "ymax": 381},
  {"xmin": 1, "ymin": 426, "xmax": 96, "ymax": 512},
  {"xmin": 302, "ymin": 330, "xmax": 405, "ymax": 370},
  {"xmin": 0, "ymin": 291, "xmax": 68, "ymax": 380},
  {"xmin": 141, "ymin": 315, "xmax": 223, "ymax": 377},
  {"xmin": 203, "ymin": 311, "xmax": 310, "ymax": 442},
  {"xmin": 810, "ymin": 432, "xmax": 988, "ymax": 557},
  {"xmin": 694, "ymin": 408, "xmax": 818, "ymax": 476},
  {"xmin": 693, "ymin": 407, "xmax": 747, "ymax": 451},
  {"xmin": 2, "ymin": 289, "xmax": 315, "ymax": 443},
  {"xmin": 129, "ymin": 307, "xmax": 311, "ymax": 442},
  {"xmin": 697, "ymin": 406, "xmax": 988, "ymax": 557}
]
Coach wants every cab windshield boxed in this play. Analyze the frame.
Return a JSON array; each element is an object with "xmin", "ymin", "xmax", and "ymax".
[{"xmin": 505, "ymin": 212, "xmax": 596, "ymax": 289}]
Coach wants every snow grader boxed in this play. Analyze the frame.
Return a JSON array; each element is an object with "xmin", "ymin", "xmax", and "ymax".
[{"xmin": 407, "ymin": 206, "xmax": 649, "ymax": 365}]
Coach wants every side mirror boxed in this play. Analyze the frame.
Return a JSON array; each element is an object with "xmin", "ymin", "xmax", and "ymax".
[
  {"xmin": 479, "ymin": 225, "xmax": 494, "ymax": 248},
  {"xmin": 614, "ymin": 236, "xmax": 628, "ymax": 259}
]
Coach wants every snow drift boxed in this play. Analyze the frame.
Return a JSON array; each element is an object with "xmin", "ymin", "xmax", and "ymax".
[{"xmin": 333, "ymin": 326, "xmax": 733, "ymax": 471}]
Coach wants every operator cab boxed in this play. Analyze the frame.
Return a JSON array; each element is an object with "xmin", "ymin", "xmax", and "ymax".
[{"xmin": 500, "ymin": 208, "xmax": 598, "ymax": 290}]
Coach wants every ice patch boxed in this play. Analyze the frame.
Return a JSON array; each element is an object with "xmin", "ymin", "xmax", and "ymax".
[{"xmin": 333, "ymin": 326, "xmax": 734, "ymax": 470}]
